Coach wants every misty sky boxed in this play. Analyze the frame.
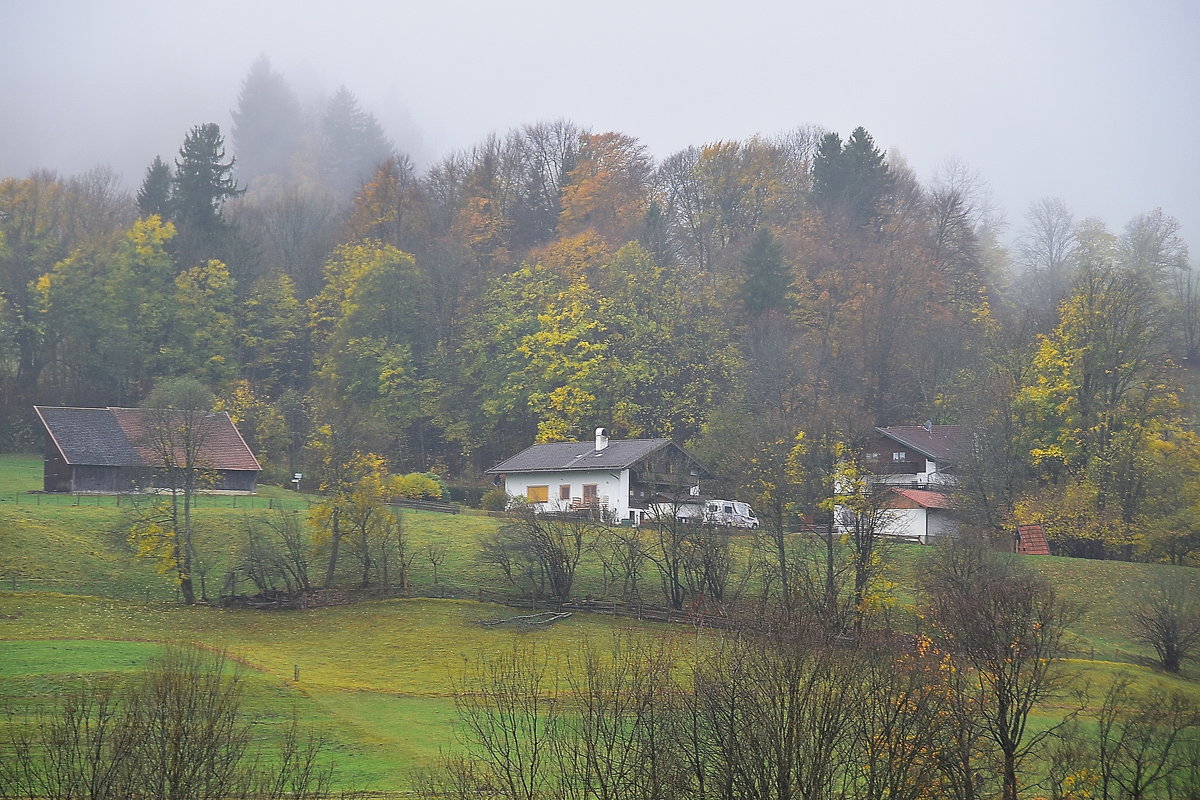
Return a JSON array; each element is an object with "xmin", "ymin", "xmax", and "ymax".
[{"xmin": 2, "ymin": 0, "xmax": 1198, "ymax": 250}]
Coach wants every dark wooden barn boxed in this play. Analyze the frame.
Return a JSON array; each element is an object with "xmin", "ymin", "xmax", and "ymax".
[{"xmin": 34, "ymin": 406, "xmax": 261, "ymax": 494}]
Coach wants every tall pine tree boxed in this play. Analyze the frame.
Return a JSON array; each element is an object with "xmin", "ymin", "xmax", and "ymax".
[
  {"xmin": 740, "ymin": 227, "xmax": 791, "ymax": 318},
  {"xmin": 320, "ymin": 87, "xmax": 394, "ymax": 201},
  {"xmin": 231, "ymin": 56, "xmax": 302, "ymax": 182},
  {"xmin": 811, "ymin": 126, "xmax": 892, "ymax": 228},
  {"xmin": 171, "ymin": 123, "xmax": 244, "ymax": 267},
  {"xmin": 136, "ymin": 156, "xmax": 173, "ymax": 219}
]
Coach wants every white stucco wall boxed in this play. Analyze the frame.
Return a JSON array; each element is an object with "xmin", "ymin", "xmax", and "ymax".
[
  {"xmin": 886, "ymin": 508, "xmax": 928, "ymax": 542},
  {"xmin": 883, "ymin": 507, "xmax": 957, "ymax": 543},
  {"xmin": 503, "ymin": 469, "xmax": 631, "ymax": 521}
]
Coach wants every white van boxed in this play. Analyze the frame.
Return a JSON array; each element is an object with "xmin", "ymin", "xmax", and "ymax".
[{"xmin": 704, "ymin": 500, "xmax": 760, "ymax": 529}]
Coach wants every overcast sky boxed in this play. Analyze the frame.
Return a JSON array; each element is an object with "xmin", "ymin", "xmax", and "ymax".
[{"xmin": 2, "ymin": 0, "xmax": 1197, "ymax": 250}]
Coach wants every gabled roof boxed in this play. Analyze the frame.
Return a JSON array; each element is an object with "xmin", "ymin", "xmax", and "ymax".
[
  {"xmin": 35, "ymin": 406, "xmax": 261, "ymax": 472},
  {"xmin": 487, "ymin": 438, "xmax": 704, "ymax": 475},
  {"xmin": 885, "ymin": 487, "xmax": 954, "ymax": 509},
  {"xmin": 875, "ymin": 425, "xmax": 966, "ymax": 464}
]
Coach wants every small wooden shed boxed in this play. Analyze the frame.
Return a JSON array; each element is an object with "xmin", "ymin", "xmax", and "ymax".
[{"xmin": 34, "ymin": 406, "xmax": 261, "ymax": 494}]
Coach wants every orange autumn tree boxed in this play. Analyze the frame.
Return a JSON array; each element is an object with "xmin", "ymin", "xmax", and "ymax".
[{"xmin": 558, "ymin": 132, "xmax": 650, "ymax": 247}]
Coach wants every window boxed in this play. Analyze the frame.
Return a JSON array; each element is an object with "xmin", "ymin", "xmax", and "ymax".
[
  {"xmin": 892, "ymin": 452, "xmax": 907, "ymax": 462},
  {"xmin": 559, "ymin": 484, "xmax": 571, "ymax": 501},
  {"xmin": 866, "ymin": 452, "xmax": 881, "ymax": 461},
  {"xmin": 582, "ymin": 484, "xmax": 598, "ymax": 505},
  {"xmin": 527, "ymin": 485, "xmax": 549, "ymax": 503}
]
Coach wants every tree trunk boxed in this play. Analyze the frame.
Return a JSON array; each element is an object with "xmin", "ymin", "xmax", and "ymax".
[
  {"xmin": 774, "ymin": 521, "xmax": 792, "ymax": 623},
  {"xmin": 825, "ymin": 528, "xmax": 837, "ymax": 630},
  {"xmin": 1002, "ymin": 751, "xmax": 1018, "ymax": 800},
  {"xmin": 323, "ymin": 509, "xmax": 342, "ymax": 589}
]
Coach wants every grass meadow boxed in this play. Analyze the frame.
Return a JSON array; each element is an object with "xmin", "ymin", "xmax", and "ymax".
[{"xmin": 1, "ymin": 452, "xmax": 1198, "ymax": 791}]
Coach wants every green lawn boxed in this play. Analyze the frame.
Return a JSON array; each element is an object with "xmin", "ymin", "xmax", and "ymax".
[
  {"xmin": 0, "ymin": 594, "xmax": 684, "ymax": 789},
  {"xmin": 1, "ymin": 451, "xmax": 1198, "ymax": 792}
]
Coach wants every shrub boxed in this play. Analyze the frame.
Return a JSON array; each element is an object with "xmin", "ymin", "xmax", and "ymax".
[
  {"xmin": 395, "ymin": 473, "xmax": 444, "ymax": 500},
  {"xmin": 480, "ymin": 487, "xmax": 509, "ymax": 512}
]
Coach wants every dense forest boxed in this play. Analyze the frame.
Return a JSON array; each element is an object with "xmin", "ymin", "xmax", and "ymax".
[{"xmin": 1, "ymin": 57, "xmax": 1196, "ymax": 564}]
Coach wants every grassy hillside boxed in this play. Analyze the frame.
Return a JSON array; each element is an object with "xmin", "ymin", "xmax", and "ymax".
[
  {"xmin": 0, "ymin": 594, "xmax": 664, "ymax": 789},
  {"xmin": 1, "ymin": 452, "xmax": 1198, "ymax": 791}
]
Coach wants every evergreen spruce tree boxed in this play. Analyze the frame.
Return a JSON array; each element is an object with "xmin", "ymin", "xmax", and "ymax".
[
  {"xmin": 811, "ymin": 127, "xmax": 892, "ymax": 228},
  {"xmin": 811, "ymin": 131, "xmax": 845, "ymax": 211},
  {"xmin": 740, "ymin": 227, "xmax": 791, "ymax": 317},
  {"xmin": 320, "ymin": 86, "xmax": 395, "ymax": 200},
  {"xmin": 231, "ymin": 56, "xmax": 302, "ymax": 182},
  {"xmin": 136, "ymin": 156, "xmax": 174, "ymax": 219},
  {"xmin": 172, "ymin": 123, "xmax": 244, "ymax": 266},
  {"xmin": 841, "ymin": 126, "xmax": 893, "ymax": 225}
]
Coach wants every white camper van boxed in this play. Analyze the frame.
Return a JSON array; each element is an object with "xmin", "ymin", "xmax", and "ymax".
[
  {"xmin": 704, "ymin": 499, "xmax": 760, "ymax": 529},
  {"xmin": 646, "ymin": 498, "xmax": 760, "ymax": 528}
]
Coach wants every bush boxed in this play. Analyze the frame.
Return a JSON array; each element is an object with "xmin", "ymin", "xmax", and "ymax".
[
  {"xmin": 480, "ymin": 487, "xmax": 510, "ymax": 512},
  {"xmin": 422, "ymin": 472, "xmax": 450, "ymax": 501},
  {"xmin": 0, "ymin": 645, "xmax": 334, "ymax": 799},
  {"xmin": 449, "ymin": 485, "xmax": 489, "ymax": 507},
  {"xmin": 395, "ymin": 472, "xmax": 444, "ymax": 500}
]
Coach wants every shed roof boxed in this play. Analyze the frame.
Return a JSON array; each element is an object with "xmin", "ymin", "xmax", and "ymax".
[
  {"xmin": 876, "ymin": 425, "xmax": 967, "ymax": 464},
  {"xmin": 35, "ymin": 406, "xmax": 261, "ymax": 472},
  {"xmin": 1016, "ymin": 524, "xmax": 1051, "ymax": 556},
  {"xmin": 885, "ymin": 487, "xmax": 955, "ymax": 509},
  {"xmin": 487, "ymin": 438, "xmax": 706, "ymax": 475}
]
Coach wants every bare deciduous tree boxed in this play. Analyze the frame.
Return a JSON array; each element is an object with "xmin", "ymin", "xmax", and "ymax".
[
  {"xmin": 480, "ymin": 504, "xmax": 599, "ymax": 601},
  {"xmin": 921, "ymin": 537, "xmax": 1081, "ymax": 800},
  {"xmin": 1095, "ymin": 674, "xmax": 1200, "ymax": 800},
  {"xmin": 0, "ymin": 645, "xmax": 334, "ymax": 800},
  {"xmin": 1129, "ymin": 573, "xmax": 1200, "ymax": 674},
  {"xmin": 453, "ymin": 645, "xmax": 562, "ymax": 800}
]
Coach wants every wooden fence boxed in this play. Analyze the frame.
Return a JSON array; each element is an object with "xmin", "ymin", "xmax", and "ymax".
[{"xmin": 0, "ymin": 491, "xmax": 311, "ymax": 510}]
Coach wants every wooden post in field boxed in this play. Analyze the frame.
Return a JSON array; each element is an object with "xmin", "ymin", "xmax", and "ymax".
[{"xmin": 294, "ymin": 664, "xmax": 300, "ymax": 682}]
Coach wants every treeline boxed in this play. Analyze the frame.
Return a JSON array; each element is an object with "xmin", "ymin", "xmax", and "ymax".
[
  {"xmin": 426, "ymin": 540, "xmax": 1200, "ymax": 800},
  {"xmin": 0, "ymin": 57, "xmax": 1196, "ymax": 561}
]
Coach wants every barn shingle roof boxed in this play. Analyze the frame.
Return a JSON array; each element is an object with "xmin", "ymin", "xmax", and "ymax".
[{"xmin": 35, "ymin": 406, "xmax": 261, "ymax": 472}]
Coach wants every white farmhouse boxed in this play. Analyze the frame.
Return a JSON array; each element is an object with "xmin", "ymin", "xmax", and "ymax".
[
  {"xmin": 858, "ymin": 424, "xmax": 967, "ymax": 543},
  {"xmin": 486, "ymin": 428, "xmax": 712, "ymax": 526}
]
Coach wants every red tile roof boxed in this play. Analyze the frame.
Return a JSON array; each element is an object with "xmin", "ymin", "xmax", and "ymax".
[
  {"xmin": 886, "ymin": 487, "xmax": 954, "ymax": 509},
  {"xmin": 1016, "ymin": 524, "xmax": 1051, "ymax": 556}
]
